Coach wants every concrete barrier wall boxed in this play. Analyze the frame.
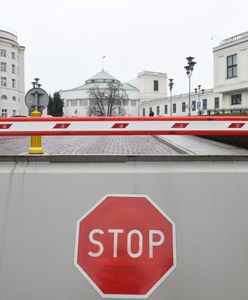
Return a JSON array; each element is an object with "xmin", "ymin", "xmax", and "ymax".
[
  {"xmin": 0, "ymin": 156, "xmax": 248, "ymax": 300},
  {"xmin": 204, "ymin": 135, "xmax": 248, "ymax": 149}
]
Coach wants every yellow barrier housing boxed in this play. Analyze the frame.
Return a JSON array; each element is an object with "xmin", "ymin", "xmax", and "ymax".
[{"xmin": 28, "ymin": 110, "xmax": 44, "ymax": 154}]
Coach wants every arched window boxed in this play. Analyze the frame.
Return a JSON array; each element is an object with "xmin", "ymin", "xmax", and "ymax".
[
  {"xmin": 1, "ymin": 95, "xmax": 7, "ymax": 100},
  {"xmin": 12, "ymin": 96, "xmax": 16, "ymax": 101}
]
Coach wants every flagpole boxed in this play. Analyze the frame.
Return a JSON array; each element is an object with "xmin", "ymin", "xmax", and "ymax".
[{"xmin": 102, "ymin": 56, "xmax": 106, "ymax": 70}]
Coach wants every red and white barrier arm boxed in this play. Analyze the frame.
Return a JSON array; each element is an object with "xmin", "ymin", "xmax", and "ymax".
[{"xmin": 1, "ymin": 116, "xmax": 248, "ymax": 136}]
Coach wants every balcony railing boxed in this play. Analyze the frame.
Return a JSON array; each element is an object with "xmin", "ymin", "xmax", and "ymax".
[{"xmin": 222, "ymin": 32, "xmax": 248, "ymax": 45}]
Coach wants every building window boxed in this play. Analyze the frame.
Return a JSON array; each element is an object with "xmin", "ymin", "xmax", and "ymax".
[
  {"xmin": 156, "ymin": 106, "xmax": 160, "ymax": 115},
  {"xmin": 173, "ymin": 103, "xmax": 176, "ymax": 113},
  {"xmin": 1, "ymin": 109, "xmax": 7, "ymax": 117},
  {"xmin": 1, "ymin": 77, "xmax": 7, "ymax": 87},
  {"xmin": 12, "ymin": 96, "xmax": 16, "ymax": 101},
  {"xmin": 0, "ymin": 49, "xmax": 6, "ymax": 57},
  {"xmin": 1, "ymin": 95, "xmax": 7, "ymax": 100},
  {"xmin": 71, "ymin": 100, "xmax": 78, "ymax": 106},
  {"xmin": 227, "ymin": 54, "xmax": 237, "ymax": 78},
  {"xmin": 131, "ymin": 100, "xmax": 136, "ymax": 106},
  {"xmin": 182, "ymin": 102, "xmax": 186, "ymax": 112},
  {"xmin": 154, "ymin": 80, "xmax": 159, "ymax": 91},
  {"xmin": 164, "ymin": 105, "xmax": 168, "ymax": 114},
  {"xmin": 149, "ymin": 107, "xmax": 153, "ymax": 113},
  {"xmin": 12, "ymin": 64, "xmax": 15, "ymax": 74},
  {"xmin": 231, "ymin": 94, "xmax": 242, "ymax": 105},
  {"xmin": 122, "ymin": 99, "xmax": 128, "ymax": 106},
  {"xmin": 192, "ymin": 100, "xmax": 196, "ymax": 111},
  {"xmin": 79, "ymin": 100, "xmax": 87, "ymax": 106},
  {"xmin": 203, "ymin": 99, "xmax": 207, "ymax": 110},
  {"xmin": 12, "ymin": 109, "xmax": 16, "ymax": 116},
  {"xmin": 214, "ymin": 97, "xmax": 220, "ymax": 109},
  {"xmin": 1, "ymin": 62, "xmax": 7, "ymax": 72},
  {"xmin": 142, "ymin": 108, "xmax": 145, "ymax": 116},
  {"xmin": 12, "ymin": 79, "xmax": 16, "ymax": 88},
  {"xmin": 11, "ymin": 52, "xmax": 15, "ymax": 59}
]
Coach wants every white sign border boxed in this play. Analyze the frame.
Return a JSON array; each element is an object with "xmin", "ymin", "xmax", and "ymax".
[{"xmin": 74, "ymin": 194, "xmax": 177, "ymax": 299}]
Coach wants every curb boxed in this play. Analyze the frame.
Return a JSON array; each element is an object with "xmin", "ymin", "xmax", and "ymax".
[{"xmin": 154, "ymin": 136, "xmax": 194, "ymax": 154}]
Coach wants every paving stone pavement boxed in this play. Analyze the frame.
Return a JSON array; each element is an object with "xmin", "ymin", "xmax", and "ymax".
[{"xmin": 0, "ymin": 136, "xmax": 180, "ymax": 155}]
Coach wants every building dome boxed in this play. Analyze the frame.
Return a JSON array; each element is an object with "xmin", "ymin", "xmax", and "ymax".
[
  {"xmin": 85, "ymin": 69, "xmax": 120, "ymax": 84},
  {"xmin": 60, "ymin": 69, "xmax": 140, "ymax": 117},
  {"xmin": 0, "ymin": 29, "xmax": 18, "ymax": 43}
]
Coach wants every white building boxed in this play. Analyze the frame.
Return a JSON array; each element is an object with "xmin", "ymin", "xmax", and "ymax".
[
  {"xmin": 141, "ymin": 31, "xmax": 248, "ymax": 117},
  {"xmin": 141, "ymin": 88, "xmax": 221, "ymax": 117},
  {"xmin": 60, "ymin": 70, "xmax": 167, "ymax": 116},
  {"xmin": 128, "ymin": 71, "xmax": 167, "ymax": 101},
  {"xmin": 0, "ymin": 29, "xmax": 26, "ymax": 117},
  {"xmin": 213, "ymin": 32, "xmax": 248, "ymax": 113},
  {"xmin": 61, "ymin": 31, "xmax": 248, "ymax": 117}
]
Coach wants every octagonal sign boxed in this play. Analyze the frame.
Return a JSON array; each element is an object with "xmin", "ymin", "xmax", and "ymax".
[{"xmin": 74, "ymin": 194, "xmax": 176, "ymax": 298}]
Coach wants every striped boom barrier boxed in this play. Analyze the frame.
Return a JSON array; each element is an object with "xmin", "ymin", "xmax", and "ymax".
[{"xmin": 1, "ymin": 116, "xmax": 248, "ymax": 136}]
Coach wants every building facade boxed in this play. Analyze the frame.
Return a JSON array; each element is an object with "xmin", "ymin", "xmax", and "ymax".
[
  {"xmin": 60, "ymin": 70, "xmax": 167, "ymax": 116},
  {"xmin": 128, "ymin": 71, "xmax": 167, "ymax": 101},
  {"xmin": 0, "ymin": 29, "xmax": 26, "ymax": 117},
  {"xmin": 141, "ymin": 32, "xmax": 248, "ymax": 117},
  {"xmin": 140, "ymin": 89, "xmax": 222, "ymax": 117},
  {"xmin": 213, "ymin": 32, "xmax": 248, "ymax": 113},
  {"xmin": 61, "ymin": 31, "xmax": 248, "ymax": 117},
  {"xmin": 61, "ymin": 70, "xmax": 140, "ymax": 116}
]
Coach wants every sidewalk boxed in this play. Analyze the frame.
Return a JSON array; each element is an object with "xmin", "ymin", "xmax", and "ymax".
[{"xmin": 158, "ymin": 135, "xmax": 248, "ymax": 155}]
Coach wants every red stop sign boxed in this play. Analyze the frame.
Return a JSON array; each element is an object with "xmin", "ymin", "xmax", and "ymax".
[{"xmin": 74, "ymin": 194, "xmax": 176, "ymax": 298}]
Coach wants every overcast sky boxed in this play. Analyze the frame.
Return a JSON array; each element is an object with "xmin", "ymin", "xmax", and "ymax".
[{"xmin": 1, "ymin": 0, "xmax": 248, "ymax": 95}]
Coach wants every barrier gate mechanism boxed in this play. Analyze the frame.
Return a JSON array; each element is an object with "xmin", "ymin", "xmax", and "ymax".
[{"xmin": 1, "ymin": 116, "xmax": 248, "ymax": 136}]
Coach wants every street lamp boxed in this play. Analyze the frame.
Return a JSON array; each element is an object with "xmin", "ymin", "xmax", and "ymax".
[
  {"xmin": 194, "ymin": 85, "xmax": 205, "ymax": 115},
  {"xmin": 31, "ymin": 78, "xmax": 41, "ymax": 89},
  {"xmin": 34, "ymin": 78, "xmax": 40, "ymax": 86},
  {"xmin": 168, "ymin": 78, "xmax": 174, "ymax": 116},
  {"xmin": 184, "ymin": 56, "xmax": 196, "ymax": 116}
]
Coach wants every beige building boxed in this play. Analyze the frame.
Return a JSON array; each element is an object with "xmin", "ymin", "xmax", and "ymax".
[{"xmin": 0, "ymin": 29, "xmax": 26, "ymax": 117}]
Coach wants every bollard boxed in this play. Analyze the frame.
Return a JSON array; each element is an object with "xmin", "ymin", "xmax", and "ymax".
[{"xmin": 28, "ymin": 110, "xmax": 44, "ymax": 154}]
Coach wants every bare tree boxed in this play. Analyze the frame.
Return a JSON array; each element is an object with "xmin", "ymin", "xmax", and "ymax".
[{"xmin": 88, "ymin": 82, "xmax": 128, "ymax": 116}]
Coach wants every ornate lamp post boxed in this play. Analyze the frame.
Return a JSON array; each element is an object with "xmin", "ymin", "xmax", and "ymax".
[
  {"xmin": 194, "ymin": 85, "xmax": 204, "ymax": 115},
  {"xmin": 168, "ymin": 78, "xmax": 174, "ymax": 116},
  {"xmin": 184, "ymin": 57, "xmax": 196, "ymax": 116},
  {"xmin": 31, "ymin": 78, "xmax": 41, "ymax": 89}
]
